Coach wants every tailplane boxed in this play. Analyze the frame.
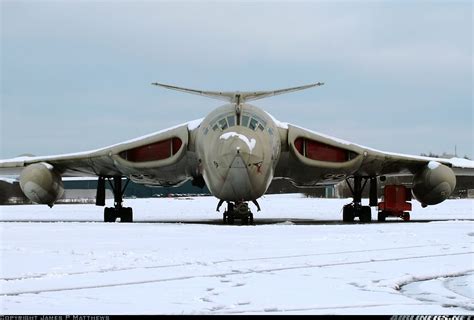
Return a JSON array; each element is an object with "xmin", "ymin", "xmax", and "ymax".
[{"xmin": 151, "ymin": 82, "xmax": 324, "ymax": 104}]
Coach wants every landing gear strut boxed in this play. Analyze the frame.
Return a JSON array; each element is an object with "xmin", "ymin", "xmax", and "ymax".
[
  {"xmin": 96, "ymin": 176, "xmax": 133, "ymax": 223},
  {"xmin": 343, "ymin": 176, "xmax": 375, "ymax": 223},
  {"xmin": 222, "ymin": 201, "xmax": 254, "ymax": 225}
]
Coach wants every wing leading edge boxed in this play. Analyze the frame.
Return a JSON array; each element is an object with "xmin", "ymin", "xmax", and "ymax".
[
  {"xmin": 275, "ymin": 123, "xmax": 474, "ymax": 187},
  {"xmin": 0, "ymin": 119, "xmax": 203, "ymax": 186}
]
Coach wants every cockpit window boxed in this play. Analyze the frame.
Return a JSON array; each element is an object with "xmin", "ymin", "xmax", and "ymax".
[
  {"xmin": 208, "ymin": 113, "xmax": 236, "ymax": 133},
  {"xmin": 241, "ymin": 115, "xmax": 249, "ymax": 127},
  {"xmin": 205, "ymin": 111, "xmax": 268, "ymax": 134},
  {"xmin": 249, "ymin": 118, "xmax": 258, "ymax": 130},
  {"xmin": 218, "ymin": 118, "xmax": 228, "ymax": 130},
  {"xmin": 227, "ymin": 115, "xmax": 235, "ymax": 127}
]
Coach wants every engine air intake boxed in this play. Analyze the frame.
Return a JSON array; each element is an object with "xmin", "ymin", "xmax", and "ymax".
[
  {"xmin": 294, "ymin": 137, "xmax": 356, "ymax": 162},
  {"xmin": 119, "ymin": 138, "xmax": 182, "ymax": 162}
]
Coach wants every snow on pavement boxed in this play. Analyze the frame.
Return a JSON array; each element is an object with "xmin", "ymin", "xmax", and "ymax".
[{"xmin": 0, "ymin": 194, "xmax": 473, "ymax": 314}]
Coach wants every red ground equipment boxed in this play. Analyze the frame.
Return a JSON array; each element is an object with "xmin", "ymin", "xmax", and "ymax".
[{"xmin": 378, "ymin": 185, "xmax": 412, "ymax": 221}]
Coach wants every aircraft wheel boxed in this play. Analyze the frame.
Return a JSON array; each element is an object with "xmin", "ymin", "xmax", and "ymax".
[
  {"xmin": 223, "ymin": 212, "xmax": 228, "ymax": 224},
  {"xmin": 360, "ymin": 206, "xmax": 372, "ymax": 223},
  {"xmin": 120, "ymin": 207, "xmax": 133, "ymax": 223},
  {"xmin": 377, "ymin": 211, "xmax": 386, "ymax": 222},
  {"xmin": 104, "ymin": 207, "xmax": 116, "ymax": 222},
  {"xmin": 249, "ymin": 213, "xmax": 254, "ymax": 225},
  {"xmin": 241, "ymin": 216, "xmax": 249, "ymax": 225},
  {"xmin": 342, "ymin": 205, "xmax": 355, "ymax": 222},
  {"xmin": 401, "ymin": 212, "xmax": 410, "ymax": 222},
  {"xmin": 228, "ymin": 216, "xmax": 235, "ymax": 225}
]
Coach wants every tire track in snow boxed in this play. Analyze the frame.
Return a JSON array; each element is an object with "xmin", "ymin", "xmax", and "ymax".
[
  {"xmin": 209, "ymin": 302, "xmax": 426, "ymax": 314},
  {"xmin": 211, "ymin": 243, "xmax": 464, "ymax": 264},
  {"xmin": 0, "ymin": 243, "xmax": 459, "ymax": 282},
  {"xmin": 398, "ymin": 271, "xmax": 474, "ymax": 311},
  {"xmin": 1, "ymin": 251, "xmax": 472, "ymax": 296},
  {"xmin": 0, "ymin": 262, "xmax": 194, "ymax": 281},
  {"xmin": 391, "ymin": 269, "xmax": 474, "ymax": 291},
  {"xmin": 443, "ymin": 274, "xmax": 473, "ymax": 300}
]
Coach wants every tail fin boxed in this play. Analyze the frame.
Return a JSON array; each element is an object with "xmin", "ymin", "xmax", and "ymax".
[{"xmin": 151, "ymin": 82, "xmax": 324, "ymax": 104}]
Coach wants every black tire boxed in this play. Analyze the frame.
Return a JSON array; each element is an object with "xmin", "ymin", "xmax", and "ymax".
[
  {"xmin": 249, "ymin": 213, "xmax": 254, "ymax": 225},
  {"xmin": 120, "ymin": 207, "xmax": 133, "ymax": 223},
  {"xmin": 360, "ymin": 206, "xmax": 372, "ymax": 223},
  {"xmin": 228, "ymin": 216, "xmax": 234, "ymax": 225},
  {"xmin": 223, "ymin": 212, "xmax": 228, "ymax": 224},
  {"xmin": 377, "ymin": 211, "xmax": 386, "ymax": 222},
  {"xmin": 343, "ymin": 205, "xmax": 354, "ymax": 222},
  {"xmin": 126, "ymin": 207, "xmax": 134, "ymax": 223},
  {"xmin": 401, "ymin": 212, "xmax": 410, "ymax": 222},
  {"xmin": 104, "ymin": 207, "xmax": 116, "ymax": 222},
  {"xmin": 241, "ymin": 216, "xmax": 249, "ymax": 225}
]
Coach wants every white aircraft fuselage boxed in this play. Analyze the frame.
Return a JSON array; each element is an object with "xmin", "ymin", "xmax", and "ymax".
[{"xmin": 196, "ymin": 103, "xmax": 281, "ymax": 201}]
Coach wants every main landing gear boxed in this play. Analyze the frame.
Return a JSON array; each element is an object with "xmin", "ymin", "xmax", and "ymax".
[
  {"xmin": 342, "ymin": 176, "xmax": 378, "ymax": 223},
  {"xmin": 217, "ymin": 200, "xmax": 260, "ymax": 225},
  {"xmin": 96, "ymin": 176, "xmax": 133, "ymax": 223}
]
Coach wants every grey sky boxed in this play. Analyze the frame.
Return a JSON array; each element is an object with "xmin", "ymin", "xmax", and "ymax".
[{"xmin": 1, "ymin": 1, "xmax": 472, "ymax": 159}]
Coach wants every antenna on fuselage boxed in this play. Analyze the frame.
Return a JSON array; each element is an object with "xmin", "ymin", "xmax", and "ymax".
[{"xmin": 151, "ymin": 82, "xmax": 324, "ymax": 104}]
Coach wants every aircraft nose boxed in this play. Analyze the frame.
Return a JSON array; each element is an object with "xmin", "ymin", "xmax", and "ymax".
[
  {"xmin": 217, "ymin": 132, "xmax": 263, "ymax": 167},
  {"xmin": 224, "ymin": 153, "xmax": 254, "ymax": 200},
  {"xmin": 211, "ymin": 131, "xmax": 266, "ymax": 201},
  {"xmin": 230, "ymin": 152, "xmax": 247, "ymax": 169}
]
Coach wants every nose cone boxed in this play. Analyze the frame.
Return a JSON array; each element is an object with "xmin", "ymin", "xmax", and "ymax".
[
  {"xmin": 214, "ymin": 131, "xmax": 265, "ymax": 200},
  {"xmin": 217, "ymin": 132, "xmax": 263, "ymax": 166},
  {"xmin": 224, "ymin": 154, "xmax": 254, "ymax": 200}
]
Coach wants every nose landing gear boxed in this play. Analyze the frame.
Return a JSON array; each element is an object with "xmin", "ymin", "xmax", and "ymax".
[{"xmin": 220, "ymin": 201, "xmax": 255, "ymax": 225}]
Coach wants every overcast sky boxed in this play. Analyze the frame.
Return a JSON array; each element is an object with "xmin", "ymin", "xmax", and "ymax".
[{"xmin": 1, "ymin": 0, "xmax": 472, "ymax": 159}]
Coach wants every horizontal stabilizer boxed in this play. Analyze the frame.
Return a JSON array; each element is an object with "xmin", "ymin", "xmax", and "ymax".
[{"xmin": 151, "ymin": 82, "xmax": 324, "ymax": 104}]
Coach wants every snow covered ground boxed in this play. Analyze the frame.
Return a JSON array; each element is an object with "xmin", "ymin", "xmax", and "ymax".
[{"xmin": 0, "ymin": 194, "xmax": 473, "ymax": 314}]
